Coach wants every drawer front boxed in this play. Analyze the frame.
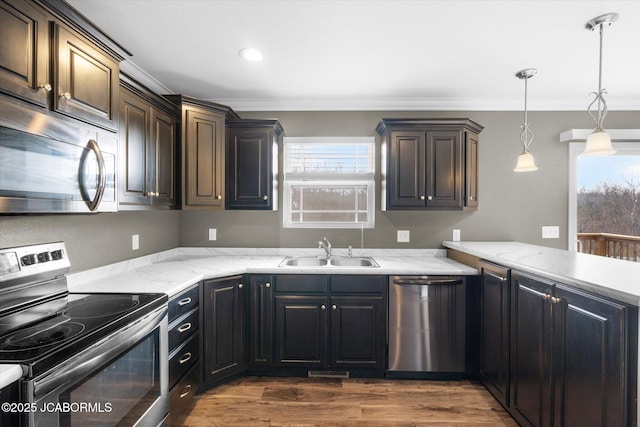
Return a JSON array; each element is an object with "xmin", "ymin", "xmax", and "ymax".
[
  {"xmin": 275, "ymin": 275, "xmax": 328, "ymax": 294},
  {"xmin": 169, "ymin": 361, "xmax": 200, "ymax": 426},
  {"xmin": 169, "ymin": 285, "xmax": 199, "ymax": 323},
  {"xmin": 330, "ymin": 275, "xmax": 385, "ymax": 294},
  {"xmin": 169, "ymin": 332, "xmax": 199, "ymax": 390},
  {"xmin": 169, "ymin": 308, "xmax": 199, "ymax": 352}
]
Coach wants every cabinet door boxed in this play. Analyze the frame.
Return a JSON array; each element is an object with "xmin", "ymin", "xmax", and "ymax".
[
  {"xmin": 329, "ymin": 296, "xmax": 384, "ymax": 369},
  {"xmin": 479, "ymin": 261, "xmax": 510, "ymax": 407},
  {"xmin": 553, "ymin": 284, "xmax": 631, "ymax": 427},
  {"xmin": 0, "ymin": 0, "xmax": 50, "ymax": 107},
  {"xmin": 248, "ymin": 275, "xmax": 274, "ymax": 367},
  {"xmin": 387, "ymin": 131, "xmax": 426, "ymax": 208},
  {"xmin": 464, "ymin": 131, "xmax": 479, "ymax": 209},
  {"xmin": 202, "ymin": 277, "xmax": 245, "ymax": 382},
  {"xmin": 119, "ymin": 89, "xmax": 150, "ymax": 206},
  {"xmin": 150, "ymin": 108, "xmax": 175, "ymax": 207},
  {"xmin": 227, "ymin": 128, "xmax": 272, "ymax": 209},
  {"xmin": 54, "ymin": 24, "xmax": 118, "ymax": 130},
  {"xmin": 184, "ymin": 109, "xmax": 224, "ymax": 208},
  {"xmin": 510, "ymin": 272, "xmax": 554, "ymax": 427},
  {"xmin": 275, "ymin": 295, "xmax": 327, "ymax": 368},
  {"xmin": 425, "ymin": 129, "xmax": 463, "ymax": 209}
]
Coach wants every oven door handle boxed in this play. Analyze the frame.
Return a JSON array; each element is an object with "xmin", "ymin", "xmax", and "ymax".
[{"xmin": 33, "ymin": 306, "xmax": 166, "ymax": 399}]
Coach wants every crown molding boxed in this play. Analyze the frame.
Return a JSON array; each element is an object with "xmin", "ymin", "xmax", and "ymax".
[{"xmin": 119, "ymin": 60, "xmax": 173, "ymax": 96}]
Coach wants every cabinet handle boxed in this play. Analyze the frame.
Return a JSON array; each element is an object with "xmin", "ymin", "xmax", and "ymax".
[
  {"xmin": 178, "ymin": 297, "xmax": 192, "ymax": 306},
  {"xmin": 238, "ymin": 283, "xmax": 243, "ymax": 289},
  {"xmin": 263, "ymin": 195, "xmax": 268, "ymax": 201},
  {"xmin": 39, "ymin": 83, "xmax": 52, "ymax": 92},
  {"xmin": 331, "ymin": 304, "xmax": 337, "ymax": 310},
  {"xmin": 179, "ymin": 384, "xmax": 192, "ymax": 398},
  {"xmin": 427, "ymin": 195, "xmax": 433, "ymax": 201},
  {"xmin": 265, "ymin": 282, "xmax": 271, "ymax": 288},
  {"xmin": 216, "ymin": 194, "xmax": 222, "ymax": 199},
  {"xmin": 420, "ymin": 195, "xmax": 425, "ymax": 200},
  {"xmin": 470, "ymin": 196, "xmax": 475, "ymax": 201},
  {"xmin": 179, "ymin": 352, "xmax": 192, "ymax": 364},
  {"xmin": 499, "ymin": 277, "xmax": 507, "ymax": 283},
  {"xmin": 550, "ymin": 297, "xmax": 561, "ymax": 304},
  {"xmin": 60, "ymin": 92, "xmax": 71, "ymax": 99},
  {"xmin": 320, "ymin": 304, "xmax": 326, "ymax": 310},
  {"xmin": 542, "ymin": 294, "xmax": 550, "ymax": 300},
  {"xmin": 177, "ymin": 322, "xmax": 192, "ymax": 333}
]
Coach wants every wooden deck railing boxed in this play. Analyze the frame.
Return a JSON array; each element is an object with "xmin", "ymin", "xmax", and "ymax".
[{"xmin": 577, "ymin": 233, "xmax": 640, "ymax": 262}]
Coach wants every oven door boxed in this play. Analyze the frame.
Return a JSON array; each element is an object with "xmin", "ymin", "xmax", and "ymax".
[
  {"xmin": 0, "ymin": 126, "xmax": 116, "ymax": 213},
  {"xmin": 23, "ymin": 306, "xmax": 168, "ymax": 427}
]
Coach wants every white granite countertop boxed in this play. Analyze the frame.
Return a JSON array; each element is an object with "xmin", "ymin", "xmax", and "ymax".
[
  {"xmin": 0, "ymin": 364, "xmax": 23, "ymax": 389},
  {"xmin": 68, "ymin": 248, "xmax": 477, "ymax": 298},
  {"xmin": 443, "ymin": 241, "xmax": 640, "ymax": 306}
]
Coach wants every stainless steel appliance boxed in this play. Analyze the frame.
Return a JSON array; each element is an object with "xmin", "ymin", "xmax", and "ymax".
[
  {"xmin": 0, "ymin": 242, "xmax": 168, "ymax": 426},
  {"xmin": 388, "ymin": 275, "xmax": 466, "ymax": 376},
  {"xmin": 0, "ymin": 126, "xmax": 116, "ymax": 213}
]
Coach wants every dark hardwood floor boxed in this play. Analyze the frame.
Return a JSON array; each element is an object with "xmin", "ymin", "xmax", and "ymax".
[{"xmin": 178, "ymin": 376, "xmax": 517, "ymax": 426}]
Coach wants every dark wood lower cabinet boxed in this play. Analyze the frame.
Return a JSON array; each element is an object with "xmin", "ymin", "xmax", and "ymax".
[
  {"xmin": 202, "ymin": 276, "xmax": 245, "ymax": 386},
  {"xmin": 330, "ymin": 296, "xmax": 384, "ymax": 369},
  {"xmin": 248, "ymin": 275, "xmax": 273, "ymax": 368},
  {"xmin": 509, "ymin": 270, "xmax": 637, "ymax": 427},
  {"xmin": 275, "ymin": 295, "xmax": 327, "ymax": 367},
  {"xmin": 478, "ymin": 261, "xmax": 511, "ymax": 407}
]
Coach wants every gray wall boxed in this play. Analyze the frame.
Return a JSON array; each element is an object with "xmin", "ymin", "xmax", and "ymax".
[
  {"xmin": 2, "ymin": 110, "xmax": 638, "ymax": 272},
  {"xmin": 179, "ymin": 110, "xmax": 640, "ymax": 251}
]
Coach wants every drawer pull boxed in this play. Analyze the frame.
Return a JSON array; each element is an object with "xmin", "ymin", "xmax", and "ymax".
[
  {"xmin": 177, "ymin": 322, "xmax": 192, "ymax": 333},
  {"xmin": 179, "ymin": 352, "xmax": 192, "ymax": 364},
  {"xmin": 178, "ymin": 297, "xmax": 192, "ymax": 306},
  {"xmin": 180, "ymin": 384, "xmax": 192, "ymax": 398}
]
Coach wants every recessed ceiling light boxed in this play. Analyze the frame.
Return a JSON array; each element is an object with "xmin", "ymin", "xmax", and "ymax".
[{"xmin": 239, "ymin": 48, "xmax": 263, "ymax": 62}]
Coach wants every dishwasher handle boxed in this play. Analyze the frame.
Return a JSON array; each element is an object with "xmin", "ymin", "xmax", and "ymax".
[{"xmin": 392, "ymin": 277, "xmax": 463, "ymax": 286}]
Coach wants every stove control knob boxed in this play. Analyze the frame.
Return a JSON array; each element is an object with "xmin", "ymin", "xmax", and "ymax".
[
  {"xmin": 50, "ymin": 250, "xmax": 64, "ymax": 260},
  {"xmin": 37, "ymin": 252, "xmax": 52, "ymax": 263},
  {"xmin": 21, "ymin": 254, "xmax": 37, "ymax": 266}
]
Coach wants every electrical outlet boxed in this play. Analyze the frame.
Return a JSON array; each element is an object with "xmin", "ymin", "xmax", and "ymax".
[
  {"xmin": 397, "ymin": 230, "xmax": 410, "ymax": 243},
  {"xmin": 132, "ymin": 234, "xmax": 139, "ymax": 250},
  {"xmin": 209, "ymin": 228, "xmax": 217, "ymax": 241},
  {"xmin": 453, "ymin": 229, "xmax": 461, "ymax": 242},
  {"xmin": 542, "ymin": 226, "xmax": 560, "ymax": 239}
]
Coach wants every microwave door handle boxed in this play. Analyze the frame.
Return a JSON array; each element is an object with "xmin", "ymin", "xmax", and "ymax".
[{"xmin": 78, "ymin": 139, "xmax": 106, "ymax": 211}]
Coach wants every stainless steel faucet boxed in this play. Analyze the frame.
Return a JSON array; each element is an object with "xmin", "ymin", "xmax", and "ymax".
[{"xmin": 318, "ymin": 237, "xmax": 332, "ymax": 257}]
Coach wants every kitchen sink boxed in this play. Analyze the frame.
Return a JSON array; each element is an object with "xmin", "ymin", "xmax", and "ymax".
[{"xmin": 278, "ymin": 256, "xmax": 379, "ymax": 268}]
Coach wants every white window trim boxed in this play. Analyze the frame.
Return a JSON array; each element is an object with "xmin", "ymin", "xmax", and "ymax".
[
  {"xmin": 563, "ymin": 129, "xmax": 640, "ymax": 252},
  {"xmin": 283, "ymin": 136, "xmax": 375, "ymax": 229}
]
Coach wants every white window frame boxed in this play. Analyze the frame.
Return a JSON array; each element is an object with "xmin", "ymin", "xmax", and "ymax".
[
  {"xmin": 283, "ymin": 136, "xmax": 375, "ymax": 229},
  {"xmin": 563, "ymin": 129, "xmax": 640, "ymax": 251}
]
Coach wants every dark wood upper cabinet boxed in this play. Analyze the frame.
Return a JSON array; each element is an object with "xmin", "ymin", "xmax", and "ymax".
[
  {"xmin": 226, "ymin": 119, "xmax": 283, "ymax": 210},
  {"xmin": 377, "ymin": 118, "xmax": 483, "ymax": 211},
  {"xmin": 1, "ymin": 0, "xmax": 128, "ymax": 131},
  {"xmin": 53, "ymin": 23, "xmax": 119, "ymax": 130},
  {"xmin": 166, "ymin": 95, "xmax": 239, "ymax": 210},
  {"xmin": 0, "ymin": 0, "xmax": 50, "ymax": 107},
  {"xmin": 119, "ymin": 76, "xmax": 176, "ymax": 209}
]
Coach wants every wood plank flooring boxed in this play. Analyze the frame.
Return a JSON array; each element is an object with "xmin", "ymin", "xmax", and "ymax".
[{"xmin": 178, "ymin": 376, "xmax": 517, "ymax": 426}]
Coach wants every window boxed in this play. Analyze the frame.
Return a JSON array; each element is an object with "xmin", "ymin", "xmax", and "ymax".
[
  {"xmin": 283, "ymin": 137, "xmax": 375, "ymax": 228},
  {"xmin": 565, "ymin": 129, "xmax": 640, "ymax": 260}
]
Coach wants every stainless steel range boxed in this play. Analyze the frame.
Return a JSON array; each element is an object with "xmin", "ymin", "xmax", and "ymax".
[{"xmin": 0, "ymin": 242, "xmax": 168, "ymax": 427}]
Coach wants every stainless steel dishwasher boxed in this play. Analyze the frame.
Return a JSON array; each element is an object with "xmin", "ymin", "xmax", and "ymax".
[{"xmin": 388, "ymin": 275, "xmax": 466, "ymax": 375}]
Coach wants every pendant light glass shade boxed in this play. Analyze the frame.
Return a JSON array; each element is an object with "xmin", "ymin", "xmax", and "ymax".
[
  {"xmin": 514, "ymin": 68, "xmax": 538, "ymax": 172},
  {"xmin": 583, "ymin": 13, "xmax": 618, "ymax": 156}
]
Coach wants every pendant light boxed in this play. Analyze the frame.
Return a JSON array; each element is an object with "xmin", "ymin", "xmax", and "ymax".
[
  {"xmin": 514, "ymin": 68, "xmax": 538, "ymax": 172},
  {"xmin": 583, "ymin": 13, "xmax": 618, "ymax": 156}
]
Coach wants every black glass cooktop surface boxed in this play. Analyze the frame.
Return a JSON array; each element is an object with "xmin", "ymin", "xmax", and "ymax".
[{"xmin": 0, "ymin": 292, "xmax": 167, "ymax": 377}]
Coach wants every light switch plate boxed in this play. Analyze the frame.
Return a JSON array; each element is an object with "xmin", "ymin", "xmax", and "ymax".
[
  {"xmin": 209, "ymin": 228, "xmax": 217, "ymax": 241},
  {"xmin": 453, "ymin": 229, "xmax": 461, "ymax": 242},
  {"xmin": 542, "ymin": 226, "xmax": 560, "ymax": 239},
  {"xmin": 132, "ymin": 234, "xmax": 139, "ymax": 250},
  {"xmin": 397, "ymin": 230, "xmax": 410, "ymax": 242}
]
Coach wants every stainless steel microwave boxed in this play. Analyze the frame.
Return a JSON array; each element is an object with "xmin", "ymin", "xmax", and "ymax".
[{"xmin": 0, "ymin": 126, "xmax": 117, "ymax": 213}]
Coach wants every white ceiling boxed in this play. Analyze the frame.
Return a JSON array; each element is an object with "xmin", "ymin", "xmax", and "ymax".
[{"xmin": 67, "ymin": 0, "xmax": 640, "ymax": 111}]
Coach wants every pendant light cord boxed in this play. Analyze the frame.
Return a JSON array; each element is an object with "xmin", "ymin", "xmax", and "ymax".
[
  {"xmin": 520, "ymin": 76, "xmax": 534, "ymax": 153},
  {"xmin": 587, "ymin": 23, "xmax": 609, "ymax": 132}
]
